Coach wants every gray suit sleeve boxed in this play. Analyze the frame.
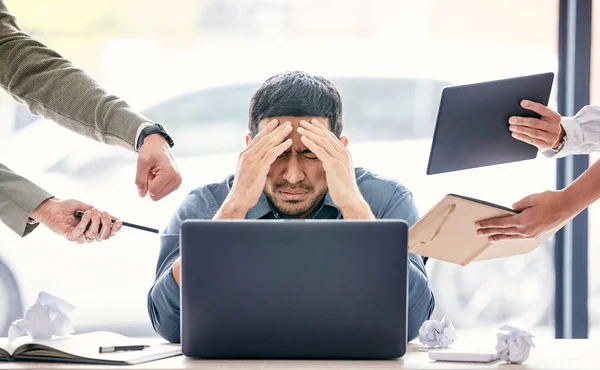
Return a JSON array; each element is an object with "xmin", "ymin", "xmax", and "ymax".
[
  {"xmin": 0, "ymin": 162, "xmax": 53, "ymax": 237},
  {"xmin": 0, "ymin": 0, "xmax": 149, "ymax": 151}
]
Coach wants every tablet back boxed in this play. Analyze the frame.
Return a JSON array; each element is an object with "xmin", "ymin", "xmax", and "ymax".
[{"xmin": 426, "ymin": 72, "xmax": 554, "ymax": 175}]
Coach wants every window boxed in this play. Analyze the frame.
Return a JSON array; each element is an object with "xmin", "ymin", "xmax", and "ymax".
[
  {"xmin": 0, "ymin": 0, "xmax": 558, "ymax": 337},
  {"xmin": 587, "ymin": 0, "xmax": 600, "ymax": 338}
]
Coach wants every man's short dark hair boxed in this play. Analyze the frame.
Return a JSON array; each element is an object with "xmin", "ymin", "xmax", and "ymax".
[{"xmin": 248, "ymin": 71, "xmax": 343, "ymax": 137}]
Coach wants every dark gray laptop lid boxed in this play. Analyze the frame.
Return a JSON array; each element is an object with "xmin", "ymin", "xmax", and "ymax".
[{"xmin": 180, "ymin": 219, "xmax": 408, "ymax": 359}]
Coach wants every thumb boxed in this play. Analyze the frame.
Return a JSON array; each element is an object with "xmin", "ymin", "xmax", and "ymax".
[
  {"xmin": 63, "ymin": 199, "xmax": 93, "ymax": 215},
  {"xmin": 513, "ymin": 194, "xmax": 537, "ymax": 211},
  {"xmin": 136, "ymin": 156, "xmax": 153, "ymax": 197}
]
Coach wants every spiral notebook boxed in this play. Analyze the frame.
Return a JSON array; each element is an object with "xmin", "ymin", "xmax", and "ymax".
[
  {"xmin": 408, "ymin": 194, "xmax": 564, "ymax": 266},
  {"xmin": 0, "ymin": 331, "xmax": 181, "ymax": 365}
]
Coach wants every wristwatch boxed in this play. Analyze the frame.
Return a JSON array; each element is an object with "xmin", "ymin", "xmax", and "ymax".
[{"xmin": 135, "ymin": 123, "xmax": 175, "ymax": 152}]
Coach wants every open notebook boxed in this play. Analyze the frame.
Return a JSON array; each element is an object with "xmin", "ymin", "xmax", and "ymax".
[
  {"xmin": 409, "ymin": 194, "xmax": 565, "ymax": 266},
  {"xmin": 0, "ymin": 331, "xmax": 181, "ymax": 365}
]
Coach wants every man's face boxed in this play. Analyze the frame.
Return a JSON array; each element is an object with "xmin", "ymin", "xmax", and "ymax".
[{"xmin": 246, "ymin": 116, "xmax": 341, "ymax": 218}]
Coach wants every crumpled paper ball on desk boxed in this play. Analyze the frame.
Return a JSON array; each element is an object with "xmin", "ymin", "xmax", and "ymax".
[
  {"xmin": 8, "ymin": 291, "xmax": 75, "ymax": 342},
  {"xmin": 418, "ymin": 316, "xmax": 457, "ymax": 348},
  {"xmin": 496, "ymin": 325, "xmax": 535, "ymax": 364}
]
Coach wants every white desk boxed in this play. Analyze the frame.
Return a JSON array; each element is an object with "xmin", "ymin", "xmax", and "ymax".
[{"xmin": 0, "ymin": 333, "xmax": 594, "ymax": 370}]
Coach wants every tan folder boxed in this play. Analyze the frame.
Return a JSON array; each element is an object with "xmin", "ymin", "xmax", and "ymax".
[{"xmin": 408, "ymin": 194, "xmax": 563, "ymax": 266}]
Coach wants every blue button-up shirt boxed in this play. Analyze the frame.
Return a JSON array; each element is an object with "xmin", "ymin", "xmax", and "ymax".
[{"xmin": 148, "ymin": 168, "xmax": 435, "ymax": 343}]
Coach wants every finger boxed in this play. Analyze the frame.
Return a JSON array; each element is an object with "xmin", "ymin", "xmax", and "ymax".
[
  {"xmin": 247, "ymin": 119, "xmax": 280, "ymax": 149},
  {"xmin": 511, "ymin": 132, "xmax": 549, "ymax": 149},
  {"xmin": 68, "ymin": 210, "xmax": 91, "ymax": 241},
  {"xmin": 521, "ymin": 100, "xmax": 557, "ymax": 119},
  {"xmin": 299, "ymin": 119, "xmax": 346, "ymax": 154},
  {"xmin": 153, "ymin": 179, "xmax": 181, "ymax": 201},
  {"xmin": 148, "ymin": 173, "xmax": 171, "ymax": 201},
  {"xmin": 261, "ymin": 139, "xmax": 293, "ymax": 166},
  {"xmin": 297, "ymin": 126, "xmax": 340, "ymax": 158},
  {"xmin": 509, "ymin": 125, "xmax": 554, "ymax": 143},
  {"xmin": 489, "ymin": 234, "xmax": 530, "ymax": 243},
  {"xmin": 255, "ymin": 122, "xmax": 293, "ymax": 159},
  {"xmin": 72, "ymin": 200, "xmax": 94, "ymax": 212},
  {"xmin": 135, "ymin": 156, "xmax": 152, "ymax": 197},
  {"xmin": 300, "ymin": 135, "xmax": 334, "ymax": 163},
  {"xmin": 310, "ymin": 119, "xmax": 345, "ymax": 147},
  {"xmin": 513, "ymin": 194, "xmax": 536, "ymax": 211},
  {"xmin": 476, "ymin": 214, "xmax": 521, "ymax": 229},
  {"xmin": 97, "ymin": 212, "xmax": 112, "ymax": 241},
  {"xmin": 246, "ymin": 121, "xmax": 290, "ymax": 157},
  {"xmin": 150, "ymin": 179, "xmax": 174, "ymax": 201},
  {"xmin": 508, "ymin": 117, "xmax": 549, "ymax": 131},
  {"xmin": 85, "ymin": 209, "xmax": 101, "ymax": 240},
  {"xmin": 477, "ymin": 227, "xmax": 522, "ymax": 236},
  {"xmin": 110, "ymin": 221, "xmax": 123, "ymax": 238}
]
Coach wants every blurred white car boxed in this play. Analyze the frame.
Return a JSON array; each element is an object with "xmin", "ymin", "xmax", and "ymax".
[{"xmin": 0, "ymin": 72, "xmax": 571, "ymax": 337}]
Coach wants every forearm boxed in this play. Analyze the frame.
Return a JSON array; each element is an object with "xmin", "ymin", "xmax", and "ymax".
[
  {"xmin": 213, "ymin": 198, "xmax": 249, "ymax": 220},
  {"xmin": 339, "ymin": 198, "xmax": 375, "ymax": 219},
  {"xmin": 0, "ymin": 1, "xmax": 146, "ymax": 151},
  {"xmin": 563, "ymin": 159, "xmax": 600, "ymax": 215}
]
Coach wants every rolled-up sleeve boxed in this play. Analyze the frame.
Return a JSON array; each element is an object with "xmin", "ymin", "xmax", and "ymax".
[
  {"xmin": 147, "ymin": 189, "xmax": 215, "ymax": 343},
  {"xmin": 380, "ymin": 187, "xmax": 435, "ymax": 342}
]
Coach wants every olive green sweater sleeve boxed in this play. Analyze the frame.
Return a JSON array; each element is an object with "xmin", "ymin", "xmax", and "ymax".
[{"xmin": 0, "ymin": 0, "xmax": 150, "ymax": 151}]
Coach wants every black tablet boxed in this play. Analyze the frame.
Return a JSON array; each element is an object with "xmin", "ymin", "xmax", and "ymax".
[{"xmin": 426, "ymin": 72, "xmax": 554, "ymax": 175}]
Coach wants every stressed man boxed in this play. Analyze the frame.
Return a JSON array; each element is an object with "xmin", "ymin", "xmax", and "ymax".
[{"xmin": 147, "ymin": 71, "xmax": 435, "ymax": 343}]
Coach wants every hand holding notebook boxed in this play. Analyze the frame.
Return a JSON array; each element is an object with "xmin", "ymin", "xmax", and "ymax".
[{"xmin": 408, "ymin": 194, "xmax": 565, "ymax": 266}]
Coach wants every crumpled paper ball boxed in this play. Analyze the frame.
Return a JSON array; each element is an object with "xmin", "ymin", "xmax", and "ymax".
[
  {"xmin": 495, "ymin": 325, "xmax": 535, "ymax": 364},
  {"xmin": 8, "ymin": 291, "xmax": 75, "ymax": 342},
  {"xmin": 418, "ymin": 316, "xmax": 457, "ymax": 348}
]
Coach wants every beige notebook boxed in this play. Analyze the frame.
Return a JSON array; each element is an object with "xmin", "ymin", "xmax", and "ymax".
[
  {"xmin": 408, "ymin": 194, "xmax": 563, "ymax": 266},
  {"xmin": 0, "ymin": 331, "xmax": 181, "ymax": 365}
]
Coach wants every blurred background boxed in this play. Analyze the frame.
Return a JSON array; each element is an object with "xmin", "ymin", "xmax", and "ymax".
[{"xmin": 0, "ymin": 0, "xmax": 598, "ymax": 339}]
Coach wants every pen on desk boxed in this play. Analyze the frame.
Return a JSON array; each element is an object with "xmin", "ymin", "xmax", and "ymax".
[
  {"xmin": 74, "ymin": 211, "xmax": 159, "ymax": 234},
  {"xmin": 99, "ymin": 345, "xmax": 150, "ymax": 353}
]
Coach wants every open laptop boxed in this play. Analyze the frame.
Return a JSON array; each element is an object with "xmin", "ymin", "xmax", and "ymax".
[
  {"xmin": 426, "ymin": 72, "xmax": 555, "ymax": 175},
  {"xmin": 180, "ymin": 219, "xmax": 409, "ymax": 359}
]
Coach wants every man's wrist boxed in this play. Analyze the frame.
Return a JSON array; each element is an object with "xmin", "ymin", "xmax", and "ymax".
[
  {"xmin": 30, "ymin": 197, "xmax": 58, "ymax": 224},
  {"xmin": 140, "ymin": 132, "xmax": 170, "ymax": 150},
  {"xmin": 551, "ymin": 125, "xmax": 567, "ymax": 151},
  {"xmin": 214, "ymin": 197, "xmax": 250, "ymax": 220},
  {"xmin": 135, "ymin": 123, "xmax": 174, "ymax": 152},
  {"xmin": 339, "ymin": 197, "xmax": 374, "ymax": 219},
  {"xmin": 135, "ymin": 122, "xmax": 154, "ymax": 152}
]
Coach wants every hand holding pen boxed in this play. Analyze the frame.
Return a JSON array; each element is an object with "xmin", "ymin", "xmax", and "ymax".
[{"xmin": 74, "ymin": 211, "xmax": 159, "ymax": 236}]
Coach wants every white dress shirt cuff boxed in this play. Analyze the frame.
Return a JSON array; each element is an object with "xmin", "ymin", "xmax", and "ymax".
[
  {"xmin": 541, "ymin": 116, "xmax": 582, "ymax": 158},
  {"xmin": 135, "ymin": 122, "xmax": 154, "ymax": 152}
]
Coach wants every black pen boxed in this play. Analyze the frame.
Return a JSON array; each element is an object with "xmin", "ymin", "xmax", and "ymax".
[
  {"xmin": 74, "ymin": 211, "xmax": 159, "ymax": 234},
  {"xmin": 99, "ymin": 345, "xmax": 150, "ymax": 353}
]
